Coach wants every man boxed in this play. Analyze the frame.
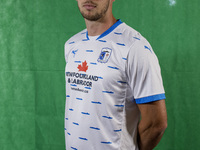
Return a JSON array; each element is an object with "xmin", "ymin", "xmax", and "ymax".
[{"xmin": 64, "ymin": 0, "xmax": 167, "ymax": 150}]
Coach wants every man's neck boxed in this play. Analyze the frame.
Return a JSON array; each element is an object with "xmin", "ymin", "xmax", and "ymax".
[{"xmin": 85, "ymin": 15, "xmax": 117, "ymax": 36}]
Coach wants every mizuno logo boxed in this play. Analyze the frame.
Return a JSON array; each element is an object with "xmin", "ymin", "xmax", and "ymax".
[{"xmin": 72, "ymin": 49, "xmax": 78, "ymax": 57}]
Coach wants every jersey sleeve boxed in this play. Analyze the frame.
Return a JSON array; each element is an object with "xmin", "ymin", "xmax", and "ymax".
[
  {"xmin": 126, "ymin": 39, "xmax": 166, "ymax": 104},
  {"xmin": 64, "ymin": 41, "xmax": 70, "ymax": 63}
]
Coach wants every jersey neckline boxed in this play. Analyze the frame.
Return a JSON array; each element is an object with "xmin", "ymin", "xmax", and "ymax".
[
  {"xmin": 88, "ymin": 35, "xmax": 100, "ymax": 41},
  {"xmin": 86, "ymin": 19, "xmax": 123, "ymax": 41}
]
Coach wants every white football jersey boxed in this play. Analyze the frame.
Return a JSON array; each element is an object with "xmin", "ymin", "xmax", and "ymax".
[{"xmin": 64, "ymin": 20, "xmax": 165, "ymax": 150}]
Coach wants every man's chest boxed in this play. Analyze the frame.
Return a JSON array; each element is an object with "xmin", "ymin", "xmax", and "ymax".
[{"xmin": 65, "ymin": 41, "xmax": 128, "ymax": 90}]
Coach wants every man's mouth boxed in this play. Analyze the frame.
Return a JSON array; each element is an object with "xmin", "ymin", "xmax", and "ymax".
[{"xmin": 83, "ymin": 3, "xmax": 97, "ymax": 10}]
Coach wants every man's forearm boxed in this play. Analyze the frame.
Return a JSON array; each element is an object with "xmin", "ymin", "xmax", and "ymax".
[{"xmin": 138, "ymin": 122, "xmax": 167, "ymax": 150}]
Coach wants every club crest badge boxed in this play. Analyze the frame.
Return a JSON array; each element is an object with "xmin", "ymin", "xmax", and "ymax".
[{"xmin": 97, "ymin": 47, "xmax": 112, "ymax": 63}]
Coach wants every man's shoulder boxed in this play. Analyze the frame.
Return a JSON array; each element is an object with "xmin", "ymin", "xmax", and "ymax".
[
  {"xmin": 114, "ymin": 22, "xmax": 148, "ymax": 48},
  {"xmin": 65, "ymin": 29, "xmax": 87, "ymax": 46}
]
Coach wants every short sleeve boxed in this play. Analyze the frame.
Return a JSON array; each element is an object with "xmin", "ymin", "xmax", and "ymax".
[
  {"xmin": 126, "ymin": 39, "xmax": 166, "ymax": 104},
  {"xmin": 64, "ymin": 41, "xmax": 69, "ymax": 63}
]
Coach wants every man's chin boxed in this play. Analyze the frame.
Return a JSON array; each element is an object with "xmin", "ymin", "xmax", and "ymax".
[{"xmin": 82, "ymin": 14, "xmax": 101, "ymax": 21}]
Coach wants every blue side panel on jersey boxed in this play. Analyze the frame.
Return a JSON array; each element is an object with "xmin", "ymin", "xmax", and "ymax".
[
  {"xmin": 71, "ymin": 147, "xmax": 77, "ymax": 150},
  {"xmin": 135, "ymin": 93, "xmax": 166, "ymax": 104},
  {"xmin": 96, "ymin": 19, "xmax": 123, "ymax": 40}
]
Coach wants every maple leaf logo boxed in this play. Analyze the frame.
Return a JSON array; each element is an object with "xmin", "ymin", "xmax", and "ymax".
[{"xmin": 77, "ymin": 60, "xmax": 88, "ymax": 72}]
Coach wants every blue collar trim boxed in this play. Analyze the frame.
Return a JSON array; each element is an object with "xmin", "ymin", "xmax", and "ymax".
[
  {"xmin": 86, "ymin": 19, "xmax": 123, "ymax": 40},
  {"xmin": 86, "ymin": 32, "xmax": 89, "ymax": 40},
  {"xmin": 97, "ymin": 19, "xmax": 123, "ymax": 40}
]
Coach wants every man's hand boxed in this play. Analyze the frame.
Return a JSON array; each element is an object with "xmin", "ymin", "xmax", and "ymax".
[{"xmin": 137, "ymin": 100, "xmax": 167, "ymax": 150}]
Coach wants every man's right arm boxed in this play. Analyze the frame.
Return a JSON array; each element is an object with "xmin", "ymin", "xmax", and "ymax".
[{"xmin": 137, "ymin": 100, "xmax": 167, "ymax": 150}]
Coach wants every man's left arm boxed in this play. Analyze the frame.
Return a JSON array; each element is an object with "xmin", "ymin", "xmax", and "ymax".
[{"xmin": 137, "ymin": 99, "xmax": 167, "ymax": 150}]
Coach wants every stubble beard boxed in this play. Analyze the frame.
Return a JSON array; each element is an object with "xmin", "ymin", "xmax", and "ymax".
[{"xmin": 79, "ymin": 1, "xmax": 110, "ymax": 21}]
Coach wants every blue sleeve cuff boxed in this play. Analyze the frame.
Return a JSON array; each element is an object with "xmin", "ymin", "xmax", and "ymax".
[{"xmin": 135, "ymin": 93, "xmax": 166, "ymax": 104}]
